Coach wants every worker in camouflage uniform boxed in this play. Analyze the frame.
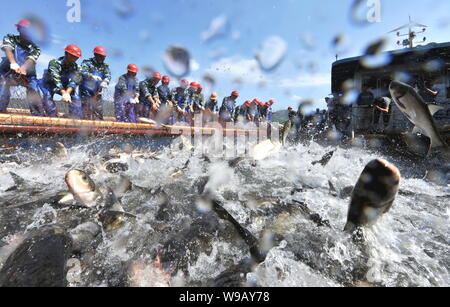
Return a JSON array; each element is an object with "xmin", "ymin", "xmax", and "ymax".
[
  {"xmin": 259, "ymin": 99, "xmax": 275, "ymax": 123},
  {"xmin": 219, "ymin": 91, "xmax": 239, "ymax": 125},
  {"xmin": 171, "ymin": 79, "xmax": 190, "ymax": 123},
  {"xmin": 184, "ymin": 82, "xmax": 198, "ymax": 123},
  {"xmin": 157, "ymin": 75, "xmax": 174, "ymax": 125},
  {"xmin": 80, "ymin": 46, "xmax": 111, "ymax": 120},
  {"xmin": 204, "ymin": 92, "xmax": 219, "ymax": 122},
  {"xmin": 0, "ymin": 19, "xmax": 42, "ymax": 115},
  {"xmin": 191, "ymin": 83, "xmax": 205, "ymax": 124},
  {"xmin": 139, "ymin": 71, "xmax": 161, "ymax": 119},
  {"xmin": 239, "ymin": 100, "xmax": 251, "ymax": 123},
  {"xmin": 247, "ymin": 99, "xmax": 260, "ymax": 123},
  {"xmin": 39, "ymin": 44, "xmax": 83, "ymax": 118},
  {"xmin": 265, "ymin": 99, "xmax": 275, "ymax": 123},
  {"xmin": 114, "ymin": 64, "xmax": 140, "ymax": 123},
  {"xmin": 157, "ymin": 75, "xmax": 173, "ymax": 106}
]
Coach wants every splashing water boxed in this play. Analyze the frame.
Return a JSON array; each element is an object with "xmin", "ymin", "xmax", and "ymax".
[{"xmin": 0, "ymin": 136, "xmax": 448, "ymax": 287}]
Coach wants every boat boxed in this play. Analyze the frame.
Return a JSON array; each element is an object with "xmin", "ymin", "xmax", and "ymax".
[{"xmin": 328, "ymin": 19, "xmax": 450, "ymax": 153}]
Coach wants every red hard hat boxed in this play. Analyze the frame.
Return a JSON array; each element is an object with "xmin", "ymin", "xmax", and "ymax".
[
  {"xmin": 231, "ymin": 91, "xmax": 239, "ymax": 97},
  {"xmin": 153, "ymin": 72, "xmax": 162, "ymax": 80},
  {"xmin": 288, "ymin": 106, "xmax": 294, "ymax": 110},
  {"xmin": 190, "ymin": 82, "xmax": 197, "ymax": 87},
  {"xmin": 162, "ymin": 75, "xmax": 170, "ymax": 83},
  {"xmin": 65, "ymin": 44, "xmax": 82, "ymax": 58},
  {"xmin": 252, "ymin": 99, "xmax": 258, "ymax": 104},
  {"xmin": 15, "ymin": 19, "xmax": 31, "ymax": 28},
  {"xmin": 127, "ymin": 64, "xmax": 139, "ymax": 73},
  {"xmin": 197, "ymin": 83, "xmax": 202, "ymax": 89},
  {"xmin": 269, "ymin": 99, "xmax": 275, "ymax": 104},
  {"xmin": 265, "ymin": 102, "xmax": 271, "ymax": 107},
  {"xmin": 93, "ymin": 46, "xmax": 107, "ymax": 56},
  {"xmin": 181, "ymin": 79, "xmax": 189, "ymax": 86},
  {"xmin": 244, "ymin": 100, "xmax": 251, "ymax": 106}
]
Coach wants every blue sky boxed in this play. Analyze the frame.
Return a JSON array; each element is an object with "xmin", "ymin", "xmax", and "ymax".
[{"xmin": 1, "ymin": 0, "xmax": 450, "ymax": 111}]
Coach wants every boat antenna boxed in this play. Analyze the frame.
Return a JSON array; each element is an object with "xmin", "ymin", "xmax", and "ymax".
[{"xmin": 389, "ymin": 15, "xmax": 428, "ymax": 48}]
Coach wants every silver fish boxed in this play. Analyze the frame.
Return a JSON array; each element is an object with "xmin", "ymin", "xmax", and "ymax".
[
  {"xmin": 65, "ymin": 169, "xmax": 101, "ymax": 208},
  {"xmin": 344, "ymin": 159, "xmax": 401, "ymax": 232},
  {"xmin": 53, "ymin": 142, "xmax": 68, "ymax": 159},
  {"xmin": 389, "ymin": 81, "xmax": 447, "ymax": 151}
]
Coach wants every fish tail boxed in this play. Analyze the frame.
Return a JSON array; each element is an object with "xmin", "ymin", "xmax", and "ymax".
[{"xmin": 343, "ymin": 221, "xmax": 357, "ymax": 232}]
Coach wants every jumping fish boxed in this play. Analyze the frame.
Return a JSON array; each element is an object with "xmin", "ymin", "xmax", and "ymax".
[{"xmin": 344, "ymin": 159, "xmax": 401, "ymax": 232}]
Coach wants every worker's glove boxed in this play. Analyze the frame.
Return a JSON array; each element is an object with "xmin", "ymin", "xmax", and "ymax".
[
  {"xmin": 10, "ymin": 63, "xmax": 20, "ymax": 71},
  {"xmin": 62, "ymin": 93, "xmax": 72, "ymax": 103},
  {"xmin": 100, "ymin": 81, "xmax": 109, "ymax": 88},
  {"xmin": 131, "ymin": 98, "xmax": 139, "ymax": 104},
  {"xmin": 91, "ymin": 75, "xmax": 103, "ymax": 81}
]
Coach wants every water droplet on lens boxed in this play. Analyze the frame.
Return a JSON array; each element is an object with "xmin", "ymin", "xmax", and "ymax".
[
  {"xmin": 424, "ymin": 170, "xmax": 448, "ymax": 186},
  {"xmin": 232, "ymin": 77, "xmax": 243, "ymax": 85},
  {"xmin": 394, "ymin": 71, "xmax": 413, "ymax": 84},
  {"xmin": 423, "ymin": 59, "xmax": 444, "ymax": 72},
  {"xmin": 163, "ymin": 46, "xmax": 191, "ymax": 77},
  {"xmin": 114, "ymin": 0, "xmax": 135, "ymax": 19},
  {"xmin": 22, "ymin": 15, "xmax": 50, "ymax": 46},
  {"xmin": 208, "ymin": 47, "xmax": 227, "ymax": 59},
  {"xmin": 111, "ymin": 49, "xmax": 124, "ymax": 58},
  {"xmin": 342, "ymin": 89, "xmax": 359, "ymax": 105},
  {"xmin": 201, "ymin": 15, "xmax": 229, "ymax": 43},
  {"xmin": 142, "ymin": 66, "xmax": 155, "ymax": 78},
  {"xmin": 139, "ymin": 29, "xmax": 151, "ymax": 42},
  {"xmin": 327, "ymin": 127, "xmax": 343, "ymax": 142},
  {"xmin": 332, "ymin": 34, "xmax": 351, "ymax": 55},
  {"xmin": 255, "ymin": 36, "xmax": 288, "ymax": 72},
  {"xmin": 332, "ymin": 34, "xmax": 345, "ymax": 48},
  {"xmin": 231, "ymin": 30, "xmax": 241, "ymax": 41},
  {"xmin": 361, "ymin": 53, "xmax": 392, "ymax": 69},
  {"xmin": 351, "ymin": 136, "xmax": 366, "ymax": 148},
  {"xmin": 300, "ymin": 32, "xmax": 316, "ymax": 50},
  {"xmin": 195, "ymin": 197, "xmax": 212, "ymax": 214},
  {"xmin": 364, "ymin": 38, "xmax": 386, "ymax": 56},
  {"xmin": 203, "ymin": 74, "xmax": 216, "ymax": 88},
  {"xmin": 350, "ymin": 0, "xmax": 372, "ymax": 26}
]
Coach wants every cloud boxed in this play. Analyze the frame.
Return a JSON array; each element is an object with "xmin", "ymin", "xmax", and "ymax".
[
  {"xmin": 50, "ymin": 33, "xmax": 66, "ymax": 46},
  {"xmin": 206, "ymin": 56, "xmax": 268, "ymax": 84},
  {"xmin": 278, "ymin": 74, "xmax": 331, "ymax": 88},
  {"xmin": 206, "ymin": 55, "xmax": 330, "ymax": 89},
  {"xmin": 37, "ymin": 53, "xmax": 54, "ymax": 65},
  {"xmin": 290, "ymin": 94, "xmax": 303, "ymax": 101},
  {"xmin": 35, "ymin": 53, "xmax": 56, "ymax": 77}
]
